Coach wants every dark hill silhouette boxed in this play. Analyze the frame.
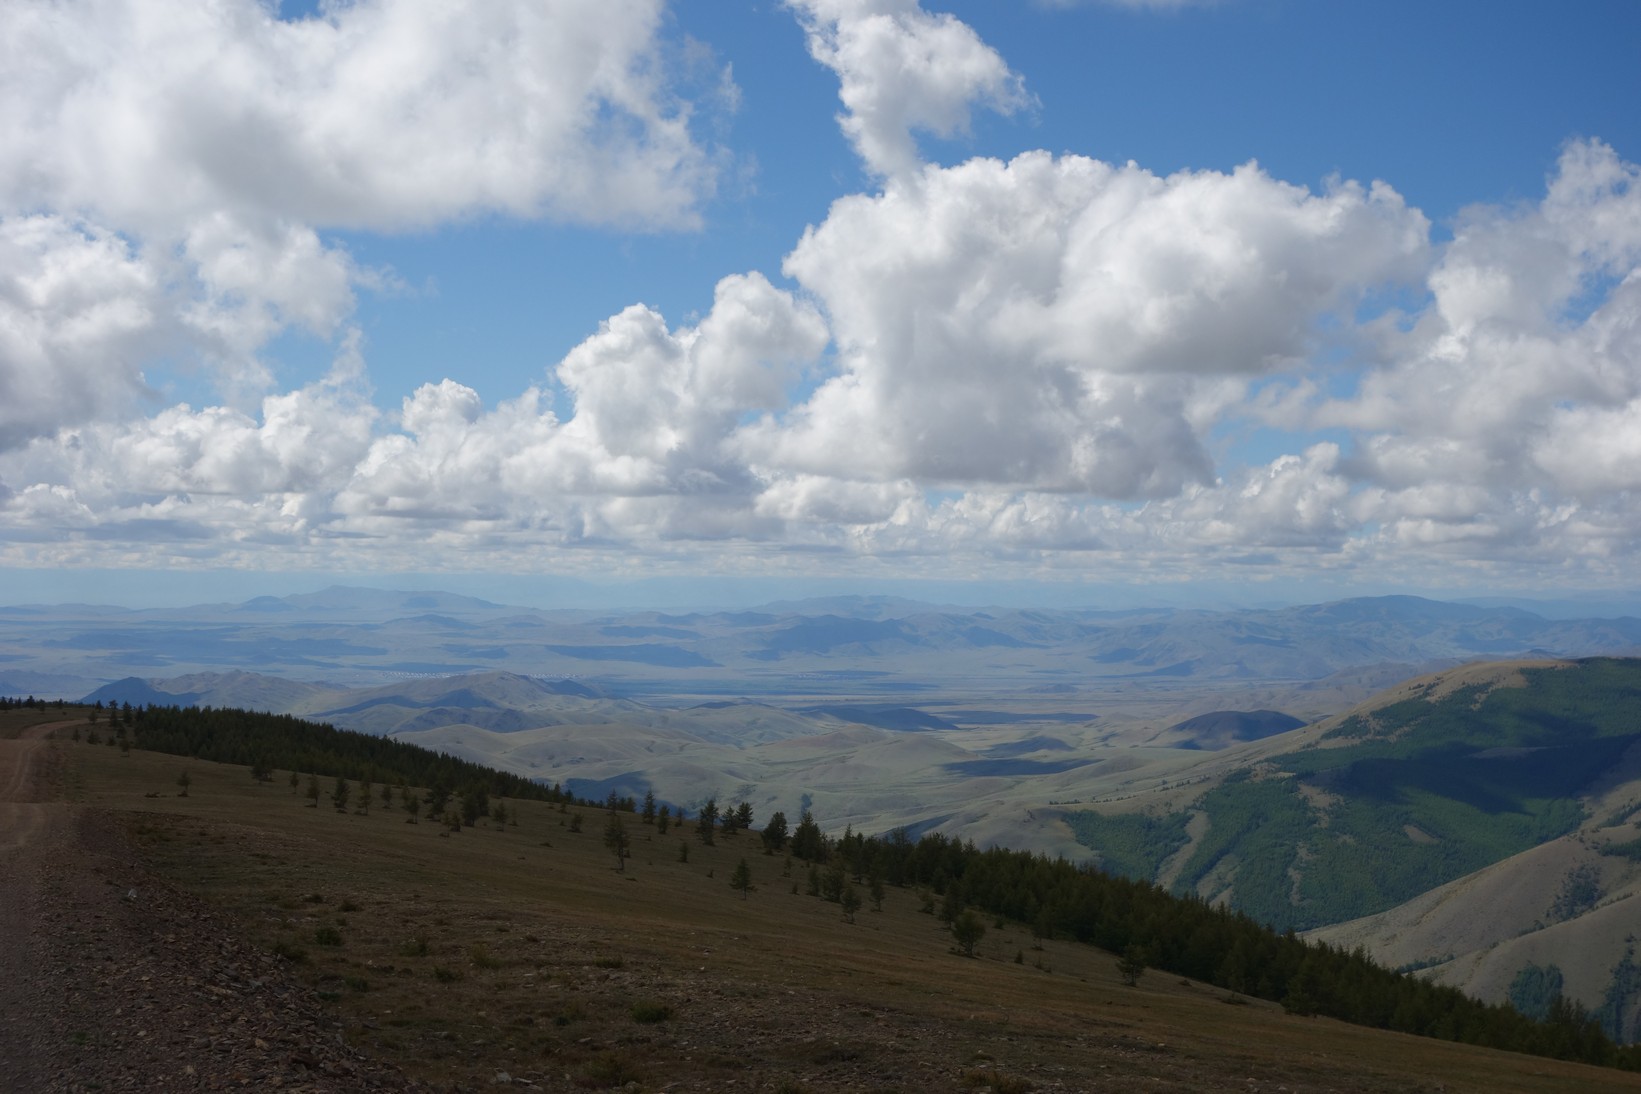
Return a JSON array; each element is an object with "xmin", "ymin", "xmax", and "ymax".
[{"xmin": 1169, "ymin": 708, "xmax": 1306, "ymax": 749}]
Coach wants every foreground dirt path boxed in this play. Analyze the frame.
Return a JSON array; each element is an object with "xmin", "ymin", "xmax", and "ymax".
[
  {"xmin": 0, "ymin": 725, "xmax": 419, "ymax": 1091},
  {"xmin": 0, "ymin": 720, "xmax": 74, "ymax": 1090}
]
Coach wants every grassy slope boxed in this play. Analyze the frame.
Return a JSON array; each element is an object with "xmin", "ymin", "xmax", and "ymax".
[
  {"xmin": 1069, "ymin": 659, "xmax": 1641, "ymax": 932},
  {"xmin": 1311, "ymin": 821, "xmax": 1641, "ymax": 1039},
  {"xmin": 38, "ymin": 726, "xmax": 1641, "ymax": 1092}
]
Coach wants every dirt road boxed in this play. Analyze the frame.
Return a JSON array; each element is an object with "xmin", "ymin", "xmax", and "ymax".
[
  {"xmin": 0, "ymin": 726, "xmax": 417, "ymax": 1091},
  {"xmin": 0, "ymin": 721, "xmax": 75, "ymax": 1090}
]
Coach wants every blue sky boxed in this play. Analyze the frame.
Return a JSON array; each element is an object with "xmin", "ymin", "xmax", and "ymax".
[
  {"xmin": 339, "ymin": 0, "xmax": 1641, "ymax": 406},
  {"xmin": 1, "ymin": 0, "xmax": 1639, "ymax": 609}
]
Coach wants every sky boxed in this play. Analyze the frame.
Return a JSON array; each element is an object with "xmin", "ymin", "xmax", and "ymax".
[{"xmin": 2, "ymin": 0, "xmax": 1640, "ymax": 610}]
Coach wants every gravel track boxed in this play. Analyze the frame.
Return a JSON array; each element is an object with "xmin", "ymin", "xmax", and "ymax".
[{"xmin": 0, "ymin": 725, "xmax": 421, "ymax": 1092}]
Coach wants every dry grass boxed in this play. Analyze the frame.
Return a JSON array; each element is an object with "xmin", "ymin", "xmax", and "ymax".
[{"xmin": 47, "ymin": 733, "xmax": 1641, "ymax": 1093}]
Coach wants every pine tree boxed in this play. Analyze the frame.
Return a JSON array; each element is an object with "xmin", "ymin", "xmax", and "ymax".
[
  {"xmin": 730, "ymin": 858, "xmax": 755, "ymax": 900},
  {"xmin": 460, "ymin": 786, "xmax": 486, "ymax": 827},
  {"xmin": 332, "ymin": 777, "xmax": 351, "ymax": 813},
  {"xmin": 840, "ymin": 883, "xmax": 862, "ymax": 923},
  {"xmin": 821, "ymin": 859, "xmax": 847, "ymax": 903},
  {"xmin": 696, "ymin": 799, "xmax": 718, "ymax": 845},
  {"xmin": 790, "ymin": 810, "xmax": 825, "ymax": 862},
  {"xmin": 951, "ymin": 911, "xmax": 985, "ymax": 957},
  {"xmin": 657, "ymin": 804, "xmax": 671, "ymax": 835},
  {"xmin": 604, "ymin": 812, "xmax": 630, "ymax": 872},
  {"xmin": 761, "ymin": 810, "xmax": 788, "ymax": 854},
  {"xmin": 305, "ymin": 773, "xmax": 321, "ymax": 808},
  {"xmin": 1118, "ymin": 945, "xmax": 1147, "ymax": 987},
  {"xmin": 641, "ymin": 789, "xmax": 657, "ymax": 825}
]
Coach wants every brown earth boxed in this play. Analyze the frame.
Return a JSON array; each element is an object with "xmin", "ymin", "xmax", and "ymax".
[{"xmin": 0, "ymin": 721, "xmax": 416, "ymax": 1092}]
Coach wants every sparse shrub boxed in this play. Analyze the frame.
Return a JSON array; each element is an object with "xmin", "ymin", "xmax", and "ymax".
[
  {"xmin": 314, "ymin": 926, "xmax": 343, "ymax": 947},
  {"xmin": 593, "ymin": 955, "xmax": 625, "ymax": 969},
  {"xmin": 578, "ymin": 1050, "xmax": 639, "ymax": 1089},
  {"xmin": 433, "ymin": 966, "xmax": 462, "ymax": 983},
  {"xmin": 629, "ymin": 1000, "xmax": 672, "ymax": 1023},
  {"xmin": 469, "ymin": 943, "xmax": 503, "ymax": 970},
  {"xmin": 960, "ymin": 1068, "xmax": 1033, "ymax": 1093},
  {"xmin": 339, "ymin": 899, "xmax": 360, "ymax": 913},
  {"xmin": 271, "ymin": 940, "xmax": 308, "ymax": 963},
  {"xmin": 344, "ymin": 976, "xmax": 369, "ymax": 992},
  {"xmin": 553, "ymin": 1001, "xmax": 586, "ymax": 1027}
]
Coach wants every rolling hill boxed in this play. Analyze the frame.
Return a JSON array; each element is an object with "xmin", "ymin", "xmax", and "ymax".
[{"xmin": 1062, "ymin": 658, "xmax": 1641, "ymax": 1040}]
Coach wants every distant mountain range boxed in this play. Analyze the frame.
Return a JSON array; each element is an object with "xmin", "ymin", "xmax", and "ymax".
[{"xmin": 3, "ymin": 587, "xmax": 1639, "ymax": 705}]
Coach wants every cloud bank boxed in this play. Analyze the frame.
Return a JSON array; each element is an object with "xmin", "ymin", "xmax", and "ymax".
[{"xmin": 2, "ymin": 0, "xmax": 1639, "ymax": 594}]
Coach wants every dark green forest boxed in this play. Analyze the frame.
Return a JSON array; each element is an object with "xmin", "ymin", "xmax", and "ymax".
[
  {"xmin": 1075, "ymin": 658, "xmax": 1641, "ymax": 930},
  {"xmin": 95, "ymin": 699, "xmax": 632, "ymax": 814}
]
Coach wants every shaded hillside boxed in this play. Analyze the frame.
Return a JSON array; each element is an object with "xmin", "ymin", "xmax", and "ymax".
[
  {"xmin": 1167, "ymin": 709, "xmax": 1306, "ymax": 750},
  {"xmin": 85, "ymin": 669, "xmax": 339, "ymax": 712},
  {"xmin": 1311, "ymin": 800, "xmax": 1641, "ymax": 1044},
  {"xmin": 1069, "ymin": 659, "xmax": 1641, "ymax": 937}
]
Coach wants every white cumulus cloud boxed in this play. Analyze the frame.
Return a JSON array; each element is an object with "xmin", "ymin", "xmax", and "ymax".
[
  {"xmin": 751, "ymin": 152, "xmax": 1426, "ymax": 498},
  {"xmin": 0, "ymin": 0, "xmax": 727, "ymax": 449},
  {"xmin": 787, "ymin": 0, "xmax": 1032, "ymax": 179}
]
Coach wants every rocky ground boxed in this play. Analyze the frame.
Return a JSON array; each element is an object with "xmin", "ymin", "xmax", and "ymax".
[{"xmin": 0, "ymin": 724, "xmax": 419, "ymax": 1092}]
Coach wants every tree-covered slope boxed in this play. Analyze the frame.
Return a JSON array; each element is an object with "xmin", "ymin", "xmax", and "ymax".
[{"xmin": 1073, "ymin": 658, "xmax": 1641, "ymax": 931}]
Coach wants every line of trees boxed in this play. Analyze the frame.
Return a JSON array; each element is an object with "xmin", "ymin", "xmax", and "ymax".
[
  {"xmin": 0, "ymin": 695, "xmax": 68, "ymax": 710},
  {"xmin": 120, "ymin": 702, "xmax": 624, "ymax": 814},
  {"xmin": 789, "ymin": 824, "xmax": 1638, "ymax": 1070}
]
